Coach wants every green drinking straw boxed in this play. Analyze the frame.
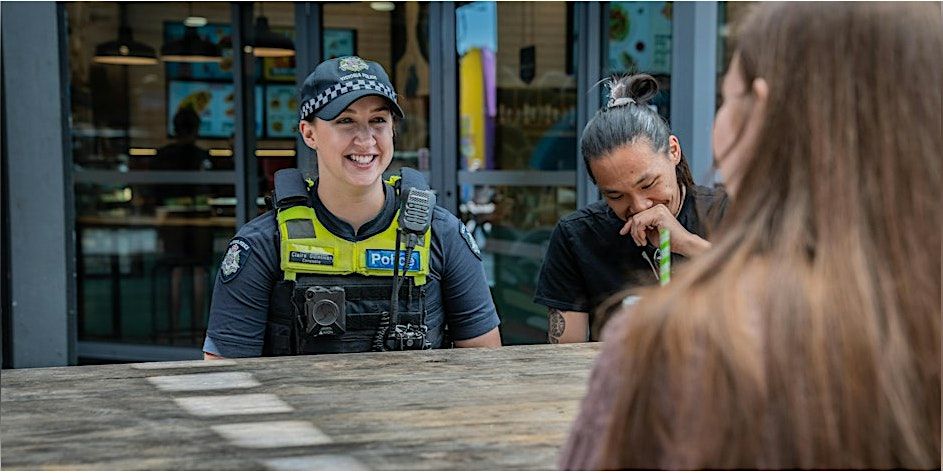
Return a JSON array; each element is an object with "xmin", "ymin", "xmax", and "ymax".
[{"xmin": 659, "ymin": 228, "xmax": 670, "ymax": 286}]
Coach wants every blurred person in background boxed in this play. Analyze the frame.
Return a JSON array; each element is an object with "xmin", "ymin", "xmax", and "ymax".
[
  {"xmin": 131, "ymin": 106, "xmax": 212, "ymax": 334},
  {"xmin": 560, "ymin": 2, "xmax": 941, "ymax": 469}
]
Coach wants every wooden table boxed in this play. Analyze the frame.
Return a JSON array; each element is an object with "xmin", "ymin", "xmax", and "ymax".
[{"xmin": 1, "ymin": 343, "xmax": 599, "ymax": 470}]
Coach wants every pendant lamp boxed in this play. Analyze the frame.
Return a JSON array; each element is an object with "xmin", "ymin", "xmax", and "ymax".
[
  {"xmin": 161, "ymin": 26, "xmax": 223, "ymax": 63},
  {"xmin": 161, "ymin": 4, "xmax": 222, "ymax": 63},
  {"xmin": 93, "ymin": 4, "xmax": 158, "ymax": 65},
  {"xmin": 252, "ymin": 5, "xmax": 295, "ymax": 58}
]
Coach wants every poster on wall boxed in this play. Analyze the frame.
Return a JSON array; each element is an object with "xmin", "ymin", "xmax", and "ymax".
[
  {"xmin": 265, "ymin": 84, "xmax": 299, "ymax": 138},
  {"xmin": 164, "ymin": 23, "xmax": 235, "ymax": 81},
  {"xmin": 167, "ymin": 81, "xmax": 263, "ymax": 138},
  {"xmin": 323, "ymin": 29, "xmax": 357, "ymax": 60},
  {"xmin": 607, "ymin": 2, "xmax": 672, "ymax": 75}
]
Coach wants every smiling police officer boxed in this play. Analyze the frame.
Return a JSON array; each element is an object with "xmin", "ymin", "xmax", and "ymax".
[{"xmin": 203, "ymin": 56, "xmax": 501, "ymax": 358}]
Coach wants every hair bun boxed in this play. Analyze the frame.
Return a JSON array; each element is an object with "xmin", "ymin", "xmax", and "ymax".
[{"xmin": 609, "ymin": 74, "xmax": 659, "ymax": 105}]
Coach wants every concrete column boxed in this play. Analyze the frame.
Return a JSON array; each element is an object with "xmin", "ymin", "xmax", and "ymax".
[
  {"xmin": 670, "ymin": 1, "xmax": 719, "ymax": 185},
  {"xmin": 2, "ymin": 2, "xmax": 76, "ymax": 367}
]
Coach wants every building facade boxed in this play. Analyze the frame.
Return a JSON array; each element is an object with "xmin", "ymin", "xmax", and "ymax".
[{"xmin": 1, "ymin": 1, "xmax": 748, "ymax": 368}]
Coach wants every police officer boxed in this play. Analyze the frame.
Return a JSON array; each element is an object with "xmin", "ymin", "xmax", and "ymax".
[{"xmin": 203, "ymin": 56, "xmax": 502, "ymax": 358}]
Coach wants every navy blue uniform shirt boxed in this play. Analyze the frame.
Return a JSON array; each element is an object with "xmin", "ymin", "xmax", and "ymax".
[{"xmin": 204, "ymin": 181, "xmax": 500, "ymax": 357}]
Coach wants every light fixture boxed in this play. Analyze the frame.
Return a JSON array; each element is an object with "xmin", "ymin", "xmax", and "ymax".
[
  {"xmin": 370, "ymin": 2, "xmax": 396, "ymax": 12},
  {"xmin": 183, "ymin": 2, "xmax": 208, "ymax": 28},
  {"xmin": 184, "ymin": 16, "xmax": 208, "ymax": 28},
  {"xmin": 160, "ymin": 2, "xmax": 221, "ymax": 63},
  {"xmin": 209, "ymin": 149, "xmax": 233, "ymax": 157},
  {"xmin": 128, "ymin": 148, "xmax": 158, "ymax": 156},
  {"xmin": 161, "ymin": 25, "xmax": 222, "ymax": 63},
  {"xmin": 93, "ymin": 4, "xmax": 158, "ymax": 66},
  {"xmin": 256, "ymin": 149, "xmax": 296, "ymax": 157},
  {"xmin": 252, "ymin": 5, "xmax": 295, "ymax": 58}
]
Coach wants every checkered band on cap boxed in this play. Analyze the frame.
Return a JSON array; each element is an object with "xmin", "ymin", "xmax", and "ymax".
[{"xmin": 299, "ymin": 79, "xmax": 398, "ymax": 120}]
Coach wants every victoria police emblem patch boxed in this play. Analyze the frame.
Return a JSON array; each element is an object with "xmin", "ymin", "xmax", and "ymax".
[
  {"xmin": 221, "ymin": 238, "xmax": 252, "ymax": 283},
  {"xmin": 339, "ymin": 56, "xmax": 368, "ymax": 72},
  {"xmin": 460, "ymin": 223, "xmax": 482, "ymax": 260}
]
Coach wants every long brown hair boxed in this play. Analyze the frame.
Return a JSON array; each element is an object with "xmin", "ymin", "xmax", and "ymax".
[{"xmin": 593, "ymin": 2, "xmax": 941, "ymax": 468}]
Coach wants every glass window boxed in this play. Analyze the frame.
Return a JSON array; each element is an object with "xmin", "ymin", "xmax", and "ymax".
[
  {"xmin": 67, "ymin": 2, "xmax": 240, "ymax": 352},
  {"xmin": 605, "ymin": 1, "xmax": 673, "ymax": 120},
  {"xmin": 251, "ymin": 2, "xmax": 297, "ymax": 211},
  {"xmin": 460, "ymin": 185, "xmax": 576, "ymax": 344},
  {"xmin": 456, "ymin": 2, "xmax": 578, "ymax": 344},
  {"xmin": 457, "ymin": 1, "xmax": 578, "ymax": 172},
  {"xmin": 76, "ymin": 183, "xmax": 234, "ymax": 346}
]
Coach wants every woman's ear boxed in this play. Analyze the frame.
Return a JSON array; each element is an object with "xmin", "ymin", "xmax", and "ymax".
[
  {"xmin": 668, "ymin": 135, "xmax": 683, "ymax": 166},
  {"xmin": 752, "ymin": 77, "xmax": 769, "ymax": 104},
  {"xmin": 299, "ymin": 120, "xmax": 318, "ymax": 150}
]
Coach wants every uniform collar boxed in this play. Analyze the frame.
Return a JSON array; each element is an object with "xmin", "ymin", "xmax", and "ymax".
[{"xmin": 309, "ymin": 179, "xmax": 398, "ymax": 241}]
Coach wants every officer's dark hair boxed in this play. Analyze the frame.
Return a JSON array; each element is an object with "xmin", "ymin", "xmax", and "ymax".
[
  {"xmin": 173, "ymin": 106, "xmax": 201, "ymax": 137},
  {"xmin": 580, "ymin": 74, "xmax": 694, "ymax": 189}
]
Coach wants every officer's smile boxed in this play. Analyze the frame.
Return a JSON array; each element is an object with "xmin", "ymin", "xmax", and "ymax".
[{"xmin": 345, "ymin": 154, "xmax": 378, "ymax": 167}]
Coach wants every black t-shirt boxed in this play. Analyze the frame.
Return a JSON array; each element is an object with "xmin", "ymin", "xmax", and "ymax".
[{"xmin": 533, "ymin": 185, "xmax": 728, "ymax": 336}]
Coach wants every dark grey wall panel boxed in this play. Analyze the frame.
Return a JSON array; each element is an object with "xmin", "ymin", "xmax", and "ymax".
[
  {"xmin": 670, "ymin": 2, "xmax": 718, "ymax": 186},
  {"xmin": 575, "ymin": 1, "xmax": 603, "ymax": 209},
  {"xmin": 428, "ymin": 1, "xmax": 458, "ymax": 213},
  {"xmin": 2, "ymin": 2, "xmax": 76, "ymax": 367},
  {"xmin": 294, "ymin": 2, "xmax": 322, "ymax": 179},
  {"xmin": 232, "ymin": 3, "xmax": 259, "ymax": 227}
]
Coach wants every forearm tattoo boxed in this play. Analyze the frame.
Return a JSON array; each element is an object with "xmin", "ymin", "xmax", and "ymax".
[{"xmin": 548, "ymin": 309, "xmax": 566, "ymax": 344}]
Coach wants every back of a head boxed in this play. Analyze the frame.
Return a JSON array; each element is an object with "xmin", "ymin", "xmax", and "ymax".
[
  {"xmin": 595, "ymin": 2, "xmax": 941, "ymax": 469},
  {"xmin": 173, "ymin": 106, "xmax": 201, "ymax": 138}
]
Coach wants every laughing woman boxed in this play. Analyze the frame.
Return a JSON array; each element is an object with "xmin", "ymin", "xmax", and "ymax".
[{"xmin": 203, "ymin": 57, "xmax": 501, "ymax": 358}]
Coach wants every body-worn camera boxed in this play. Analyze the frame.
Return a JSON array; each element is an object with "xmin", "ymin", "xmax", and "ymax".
[
  {"xmin": 304, "ymin": 286, "xmax": 346, "ymax": 336},
  {"xmin": 385, "ymin": 323, "xmax": 430, "ymax": 350}
]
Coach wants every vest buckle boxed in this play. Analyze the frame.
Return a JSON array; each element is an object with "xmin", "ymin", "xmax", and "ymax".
[{"xmin": 385, "ymin": 323, "xmax": 430, "ymax": 351}]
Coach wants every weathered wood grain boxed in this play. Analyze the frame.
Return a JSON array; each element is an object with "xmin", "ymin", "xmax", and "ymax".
[{"xmin": 1, "ymin": 343, "xmax": 600, "ymax": 470}]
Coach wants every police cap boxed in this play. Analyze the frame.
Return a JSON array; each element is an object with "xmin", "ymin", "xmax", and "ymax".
[{"xmin": 298, "ymin": 56, "xmax": 405, "ymax": 122}]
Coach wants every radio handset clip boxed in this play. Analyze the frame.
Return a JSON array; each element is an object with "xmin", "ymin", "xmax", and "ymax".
[{"xmin": 372, "ymin": 169, "xmax": 436, "ymax": 351}]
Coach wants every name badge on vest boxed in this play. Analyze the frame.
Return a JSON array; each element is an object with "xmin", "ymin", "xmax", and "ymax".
[
  {"xmin": 365, "ymin": 249, "xmax": 420, "ymax": 271},
  {"xmin": 289, "ymin": 250, "xmax": 334, "ymax": 266}
]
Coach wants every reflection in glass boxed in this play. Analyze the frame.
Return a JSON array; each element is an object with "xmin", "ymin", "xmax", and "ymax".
[
  {"xmin": 605, "ymin": 1, "xmax": 673, "ymax": 120},
  {"xmin": 67, "ymin": 2, "xmax": 244, "ymax": 352},
  {"xmin": 76, "ymin": 183, "xmax": 236, "ymax": 346},
  {"xmin": 323, "ymin": 1, "xmax": 432, "ymax": 177},
  {"xmin": 460, "ymin": 186, "xmax": 577, "ymax": 344},
  {"xmin": 457, "ymin": 1, "xmax": 578, "ymax": 172},
  {"xmin": 455, "ymin": 2, "xmax": 579, "ymax": 344}
]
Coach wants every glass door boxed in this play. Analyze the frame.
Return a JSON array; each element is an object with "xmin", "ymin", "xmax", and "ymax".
[
  {"xmin": 455, "ymin": 2, "xmax": 579, "ymax": 344},
  {"xmin": 68, "ymin": 2, "xmax": 239, "ymax": 356}
]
